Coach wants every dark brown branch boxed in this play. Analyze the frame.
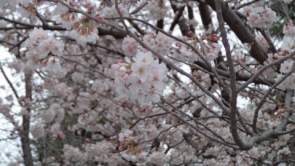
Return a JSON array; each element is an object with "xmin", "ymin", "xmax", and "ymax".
[
  {"xmin": 199, "ymin": 3, "xmax": 212, "ymax": 30},
  {"xmin": 0, "ymin": 66, "xmax": 19, "ymax": 100},
  {"xmin": 0, "ymin": 16, "xmax": 35, "ymax": 27},
  {"xmin": 0, "ymin": 15, "xmax": 127, "ymax": 38},
  {"xmin": 205, "ymin": 0, "xmax": 268, "ymax": 64},
  {"xmin": 127, "ymin": 19, "xmax": 145, "ymax": 35},
  {"xmin": 170, "ymin": 1, "xmax": 189, "ymax": 36},
  {"xmin": 130, "ymin": 2, "xmax": 148, "ymax": 15},
  {"xmin": 257, "ymin": 28, "xmax": 277, "ymax": 53},
  {"xmin": 0, "ymin": 25, "xmax": 127, "ymax": 39},
  {"xmin": 169, "ymin": 6, "xmax": 185, "ymax": 32},
  {"xmin": 9, "ymin": 37, "xmax": 28, "ymax": 53},
  {"xmin": 215, "ymin": 0, "xmax": 247, "ymax": 149},
  {"xmin": 156, "ymin": 19, "xmax": 164, "ymax": 31},
  {"xmin": 20, "ymin": 73, "xmax": 33, "ymax": 166},
  {"xmin": 187, "ymin": 6, "xmax": 195, "ymax": 33}
]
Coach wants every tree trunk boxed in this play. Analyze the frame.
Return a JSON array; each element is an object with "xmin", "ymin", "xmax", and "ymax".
[{"xmin": 21, "ymin": 73, "xmax": 33, "ymax": 166}]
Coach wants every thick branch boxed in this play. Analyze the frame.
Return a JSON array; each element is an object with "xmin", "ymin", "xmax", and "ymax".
[
  {"xmin": 199, "ymin": 3, "xmax": 212, "ymax": 30},
  {"xmin": 215, "ymin": 0, "xmax": 248, "ymax": 148},
  {"xmin": 205, "ymin": 0, "xmax": 268, "ymax": 64},
  {"xmin": 170, "ymin": 1, "xmax": 189, "ymax": 36},
  {"xmin": 20, "ymin": 73, "xmax": 33, "ymax": 166},
  {"xmin": 187, "ymin": 6, "xmax": 195, "ymax": 32},
  {"xmin": 169, "ymin": 6, "xmax": 185, "ymax": 32}
]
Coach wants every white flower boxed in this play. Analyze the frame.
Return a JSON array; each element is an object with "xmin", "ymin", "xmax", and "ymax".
[
  {"xmin": 55, "ymin": 2, "xmax": 69, "ymax": 14},
  {"xmin": 128, "ymin": 76, "xmax": 151, "ymax": 92},
  {"xmin": 146, "ymin": 0, "xmax": 168, "ymax": 20},
  {"xmin": 102, "ymin": 4, "xmax": 128, "ymax": 18},
  {"xmin": 119, "ymin": 129, "xmax": 133, "ymax": 142},
  {"xmin": 50, "ymin": 39, "xmax": 64, "ymax": 56},
  {"xmin": 134, "ymin": 51, "xmax": 154, "ymax": 65},
  {"xmin": 31, "ymin": 121, "xmax": 45, "ymax": 139},
  {"xmin": 29, "ymin": 27, "xmax": 48, "ymax": 44},
  {"xmin": 51, "ymin": 123, "xmax": 65, "ymax": 139},
  {"xmin": 70, "ymin": 19, "xmax": 99, "ymax": 46},
  {"xmin": 51, "ymin": 103, "xmax": 65, "ymax": 122},
  {"xmin": 131, "ymin": 91, "xmax": 147, "ymax": 104},
  {"xmin": 147, "ymin": 88, "xmax": 161, "ymax": 103},
  {"xmin": 149, "ymin": 73, "xmax": 165, "ymax": 91},
  {"xmin": 131, "ymin": 52, "xmax": 155, "ymax": 82},
  {"xmin": 143, "ymin": 33, "xmax": 156, "ymax": 49},
  {"xmin": 26, "ymin": 50, "xmax": 42, "ymax": 69},
  {"xmin": 63, "ymin": 145, "xmax": 82, "ymax": 161},
  {"xmin": 277, "ymin": 147, "xmax": 291, "ymax": 156},
  {"xmin": 47, "ymin": 57, "xmax": 62, "ymax": 71},
  {"xmin": 131, "ymin": 61, "xmax": 150, "ymax": 82},
  {"xmin": 42, "ymin": 109, "xmax": 56, "ymax": 123},
  {"xmin": 149, "ymin": 61, "xmax": 167, "ymax": 90},
  {"xmin": 149, "ymin": 151, "xmax": 169, "ymax": 165},
  {"xmin": 243, "ymin": 6, "xmax": 252, "ymax": 15},
  {"xmin": 72, "ymin": 72, "xmax": 84, "ymax": 83},
  {"xmin": 55, "ymin": 12, "xmax": 77, "ymax": 30},
  {"xmin": 19, "ymin": 0, "xmax": 33, "ymax": 7},
  {"xmin": 281, "ymin": 36, "xmax": 294, "ymax": 50},
  {"xmin": 38, "ymin": 39, "xmax": 52, "ymax": 58},
  {"xmin": 280, "ymin": 60, "xmax": 293, "ymax": 73},
  {"xmin": 154, "ymin": 32, "xmax": 173, "ymax": 55},
  {"xmin": 113, "ymin": 51, "xmax": 167, "ymax": 105},
  {"xmin": 247, "ymin": 7, "xmax": 277, "ymax": 28},
  {"xmin": 276, "ymin": 73, "xmax": 295, "ymax": 90},
  {"xmin": 122, "ymin": 36, "xmax": 138, "ymax": 56}
]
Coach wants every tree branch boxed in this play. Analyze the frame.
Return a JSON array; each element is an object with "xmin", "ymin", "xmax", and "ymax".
[
  {"xmin": 205, "ymin": 0, "xmax": 268, "ymax": 64},
  {"xmin": 20, "ymin": 73, "xmax": 33, "ymax": 166}
]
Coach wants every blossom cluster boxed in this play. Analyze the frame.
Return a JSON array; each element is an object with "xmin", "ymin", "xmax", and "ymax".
[
  {"xmin": 242, "ymin": 6, "xmax": 277, "ymax": 28},
  {"xmin": 146, "ymin": 0, "xmax": 168, "ymax": 20},
  {"xmin": 122, "ymin": 36, "xmax": 138, "ymax": 56},
  {"xmin": 30, "ymin": 103, "xmax": 66, "ymax": 140},
  {"xmin": 112, "ymin": 51, "xmax": 167, "ymax": 104},
  {"xmin": 2, "ymin": 0, "xmax": 294, "ymax": 165},
  {"xmin": 25, "ymin": 27, "xmax": 64, "ymax": 71},
  {"xmin": 102, "ymin": 4, "xmax": 128, "ymax": 19},
  {"xmin": 54, "ymin": 2, "xmax": 99, "ymax": 46},
  {"xmin": 266, "ymin": 21, "xmax": 295, "ymax": 90},
  {"xmin": 69, "ymin": 18, "xmax": 99, "ymax": 46},
  {"xmin": 143, "ymin": 32, "xmax": 174, "ymax": 55},
  {"xmin": 174, "ymin": 34, "xmax": 221, "ymax": 62},
  {"xmin": 54, "ymin": 3, "xmax": 77, "ymax": 30}
]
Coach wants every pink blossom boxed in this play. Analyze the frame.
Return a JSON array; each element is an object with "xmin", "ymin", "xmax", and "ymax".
[
  {"xmin": 281, "ymin": 36, "xmax": 294, "ymax": 50},
  {"xmin": 122, "ymin": 36, "xmax": 138, "ymax": 56},
  {"xmin": 29, "ymin": 27, "xmax": 48, "ymax": 44},
  {"xmin": 30, "ymin": 121, "xmax": 44, "ymax": 139},
  {"xmin": 51, "ymin": 123, "xmax": 65, "ymax": 139},
  {"xmin": 131, "ymin": 60, "xmax": 150, "ymax": 82},
  {"xmin": 280, "ymin": 60, "xmax": 293, "ymax": 73}
]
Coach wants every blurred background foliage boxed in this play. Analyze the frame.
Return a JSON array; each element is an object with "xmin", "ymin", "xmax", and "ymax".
[{"xmin": 266, "ymin": 0, "xmax": 295, "ymax": 40}]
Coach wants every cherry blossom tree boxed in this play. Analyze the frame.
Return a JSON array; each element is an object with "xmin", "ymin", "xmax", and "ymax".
[{"xmin": 0, "ymin": 0, "xmax": 295, "ymax": 165}]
